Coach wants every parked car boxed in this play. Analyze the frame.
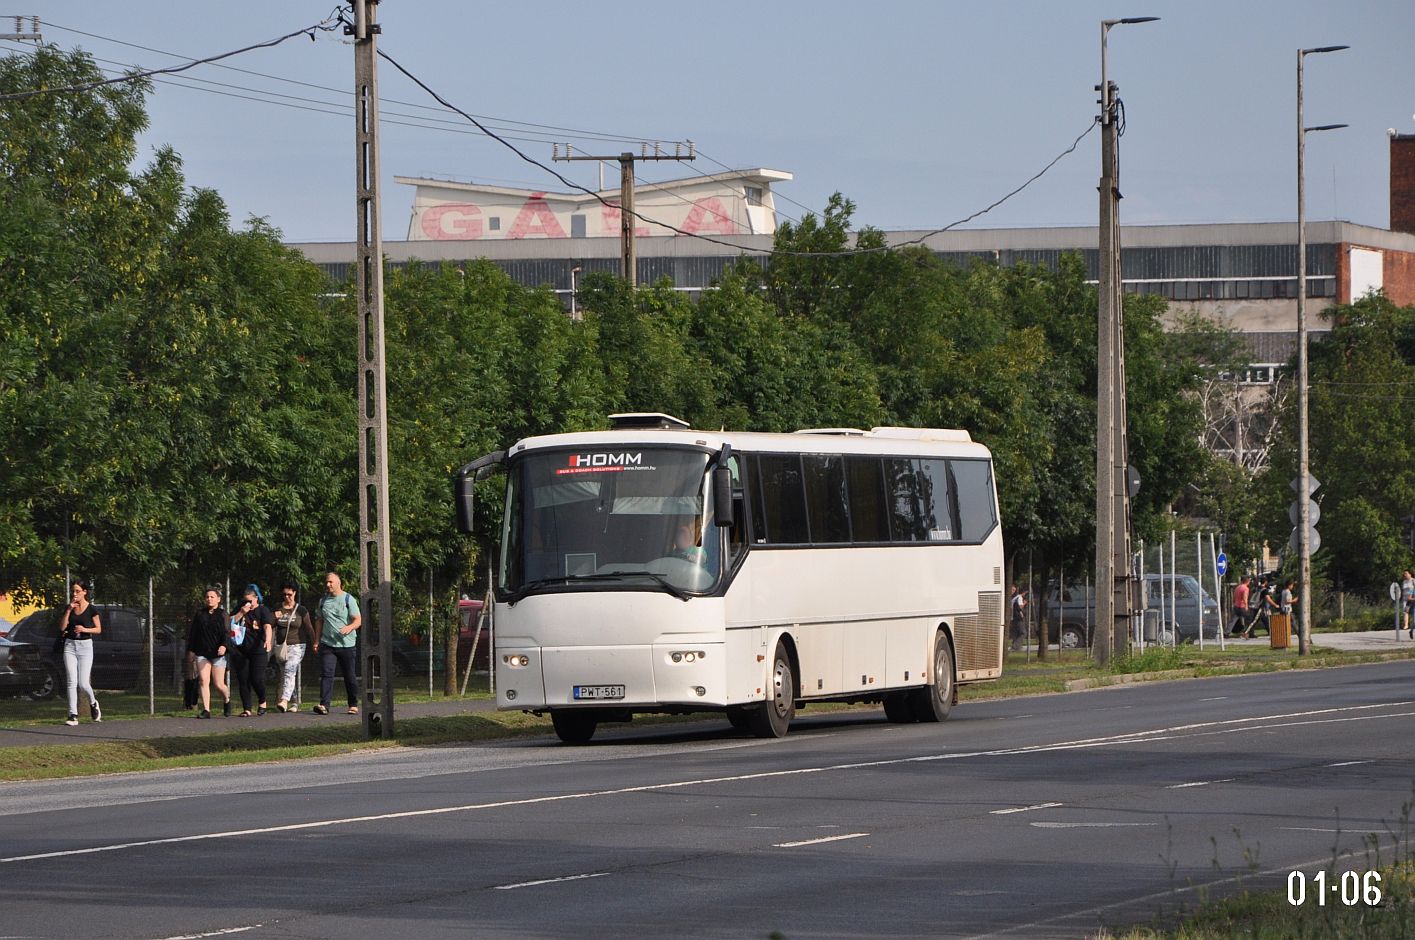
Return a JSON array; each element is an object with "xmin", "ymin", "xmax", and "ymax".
[
  {"xmin": 5, "ymin": 606, "xmax": 182, "ymax": 700},
  {"xmin": 1044, "ymin": 574, "xmax": 1221, "ymax": 648},
  {"xmin": 0, "ymin": 635, "xmax": 42, "ymax": 698}
]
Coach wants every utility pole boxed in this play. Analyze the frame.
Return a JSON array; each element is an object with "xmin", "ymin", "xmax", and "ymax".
[
  {"xmin": 1294, "ymin": 44, "xmax": 1348, "ymax": 656},
  {"xmin": 1095, "ymin": 17, "xmax": 1156, "ymax": 665},
  {"xmin": 553, "ymin": 142, "xmax": 695, "ymax": 287},
  {"xmin": 350, "ymin": 0, "xmax": 393, "ymax": 738},
  {"xmin": 0, "ymin": 15, "xmax": 41, "ymax": 42}
]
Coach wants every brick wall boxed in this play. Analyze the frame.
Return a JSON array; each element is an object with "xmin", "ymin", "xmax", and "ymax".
[{"xmin": 1391, "ymin": 135, "xmax": 1415, "ymax": 236}]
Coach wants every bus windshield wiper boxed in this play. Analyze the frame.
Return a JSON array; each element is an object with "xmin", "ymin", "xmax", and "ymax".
[{"xmin": 507, "ymin": 572, "xmax": 692, "ymax": 604}]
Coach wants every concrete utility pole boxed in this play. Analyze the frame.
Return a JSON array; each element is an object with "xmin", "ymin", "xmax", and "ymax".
[
  {"xmin": 1094, "ymin": 17, "xmax": 1156, "ymax": 665},
  {"xmin": 350, "ymin": 0, "xmax": 394, "ymax": 738},
  {"xmin": 1295, "ymin": 44, "xmax": 1347, "ymax": 656},
  {"xmin": 553, "ymin": 142, "xmax": 695, "ymax": 287},
  {"xmin": 0, "ymin": 15, "xmax": 41, "ymax": 41}
]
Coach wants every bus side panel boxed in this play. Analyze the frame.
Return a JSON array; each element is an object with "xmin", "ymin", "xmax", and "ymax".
[
  {"xmin": 841, "ymin": 621, "xmax": 886, "ymax": 693},
  {"xmin": 725, "ymin": 624, "xmax": 766, "ymax": 704},
  {"xmin": 795, "ymin": 619, "xmax": 843, "ymax": 696},
  {"xmin": 885, "ymin": 619, "xmax": 931, "ymax": 689}
]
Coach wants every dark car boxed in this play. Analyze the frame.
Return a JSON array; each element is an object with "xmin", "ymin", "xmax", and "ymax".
[
  {"xmin": 0, "ymin": 634, "xmax": 42, "ymax": 698},
  {"xmin": 6, "ymin": 606, "xmax": 181, "ymax": 700},
  {"xmin": 391, "ymin": 599, "xmax": 488, "ymax": 678}
]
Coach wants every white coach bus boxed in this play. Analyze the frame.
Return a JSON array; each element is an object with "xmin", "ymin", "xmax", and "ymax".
[{"xmin": 454, "ymin": 413, "xmax": 1005, "ymax": 743}]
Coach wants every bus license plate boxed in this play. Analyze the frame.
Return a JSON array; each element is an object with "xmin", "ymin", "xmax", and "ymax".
[{"xmin": 573, "ymin": 684, "xmax": 625, "ymax": 700}]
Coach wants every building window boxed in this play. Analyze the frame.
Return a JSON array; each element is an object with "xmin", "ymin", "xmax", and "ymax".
[
  {"xmin": 571, "ymin": 214, "xmax": 586, "ymax": 238},
  {"xmin": 745, "ymin": 185, "xmax": 763, "ymax": 207},
  {"xmin": 489, "ymin": 217, "xmax": 500, "ymax": 231}
]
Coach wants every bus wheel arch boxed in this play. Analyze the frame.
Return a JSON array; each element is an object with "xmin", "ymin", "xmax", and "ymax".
[{"xmin": 909, "ymin": 625, "xmax": 955, "ymax": 723}]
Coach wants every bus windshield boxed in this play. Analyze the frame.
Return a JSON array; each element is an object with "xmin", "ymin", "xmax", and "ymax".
[{"xmin": 499, "ymin": 447, "xmax": 721, "ymax": 601}]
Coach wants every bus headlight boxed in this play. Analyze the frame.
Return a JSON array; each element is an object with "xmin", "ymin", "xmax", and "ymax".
[
  {"xmin": 503, "ymin": 654, "xmax": 530, "ymax": 668},
  {"xmin": 669, "ymin": 650, "xmax": 706, "ymax": 664}
]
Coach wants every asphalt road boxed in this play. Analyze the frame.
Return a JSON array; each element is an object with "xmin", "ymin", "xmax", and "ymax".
[{"xmin": 2, "ymin": 660, "xmax": 1413, "ymax": 939}]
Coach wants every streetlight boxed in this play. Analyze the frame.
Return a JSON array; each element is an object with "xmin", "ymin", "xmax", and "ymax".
[
  {"xmin": 1295, "ymin": 44, "xmax": 1347, "ymax": 656},
  {"xmin": 1095, "ymin": 16, "xmax": 1158, "ymax": 666}
]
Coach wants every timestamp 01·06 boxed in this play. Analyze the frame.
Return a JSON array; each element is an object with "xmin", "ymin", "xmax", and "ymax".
[{"xmin": 1287, "ymin": 870, "xmax": 1382, "ymax": 907}]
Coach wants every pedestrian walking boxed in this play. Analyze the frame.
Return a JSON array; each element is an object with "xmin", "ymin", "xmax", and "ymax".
[
  {"xmin": 314, "ymin": 571, "xmax": 361, "ymax": 716},
  {"xmin": 57, "ymin": 581, "xmax": 102, "ymax": 726},
  {"xmin": 227, "ymin": 584, "xmax": 273, "ymax": 717},
  {"xmin": 1229, "ymin": 577, "xmax": 1251, "ymax": 636},
  {"xmin": 272, "ymin": 581, "xmax": 315, "ymax": 713},
  {"xmin": 186, "ymin": 586, "xmax": 231, "ymax": 719},
  {"xmin": 1402, "ymin": 570, "xmax": 1414, "ymax": 639},
  {"xmin": 1009, "ymin": 586, "xmax": 1027, "ymax": 652}
]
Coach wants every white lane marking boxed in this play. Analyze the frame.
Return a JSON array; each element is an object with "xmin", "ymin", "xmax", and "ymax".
[
  {"xmin": 1165, "ymin": 778, "xmax": 1234, "ymax": 789},
  {"xmin": 155, "ymin": 928, "xmax": 261, "ymax": 940},
  {"xmin": 6, "ymin": 700, "xmax": 1410, "ymax": 865},
  {"xmin": 1327, "ymin": 760, "xmax": 1372, "ymax": 767},
  {"xmin": 1199, "ymin": 696, "xmax": 1228, "ymax": 701},
  {"xmin": 773, "ymin": 832, "xmax": 869, "ymax": 848},
  {"xmin": 1030, "ymin": 822, "xmax": 1157, "ymax": 829},
  {"xmin": 493, "ymin": 872, "xmax": 609, "ymax": 890},
  {"xmin": 991, "ymin": 802, "xmax": 1063, "ymax": 815},
  {"xmin": 1281, "ymin": 827, "xmax": 1384, "ymax": 834}
]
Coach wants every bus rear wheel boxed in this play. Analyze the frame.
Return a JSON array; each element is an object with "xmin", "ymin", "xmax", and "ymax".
[
  {"xmin": 725, "ymin": 706, "xmax": 753, "ymax": 732},
  {"xmin": 749, "ymin": 645, "xmax": 795, "ymax": 739},
  {"xmin": 908, "ymin": 632, "xmax": 954, "ymax": 723},
  {"xmin": 551, "ymin": 710, "xmax": 598, "ymax": 744}
]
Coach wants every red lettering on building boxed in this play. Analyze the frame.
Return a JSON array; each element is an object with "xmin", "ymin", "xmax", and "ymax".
[
  {"xmin": 681, "ymin": 197, "xmax": 737, "ymax": 235},
  {"xmin": 599, "ymin": 204, "xmax": 650, "ymax": 237},
  {"xmin": 419, "ymin": 203, "xmax": 483, "ymax": 240},
  {"xmin": 507, "ymin": 194, "xmax": 568, "ymax": 239}
]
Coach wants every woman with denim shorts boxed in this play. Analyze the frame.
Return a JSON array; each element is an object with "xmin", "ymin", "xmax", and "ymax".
[{"xmin": 186, "ymin": 586, "xmax": 231, "ymax": 719}]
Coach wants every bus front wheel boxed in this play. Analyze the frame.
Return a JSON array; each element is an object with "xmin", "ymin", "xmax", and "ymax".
[
  {"xmin": 883, "ymin": 692, "xmax": 915, "ymax": 723},
  {"xmin": 749, "ymin": 645, "xmax": 795, "ymax": 739},
  {"xmin": 909, "ymin": 632, "xmax": 954, "ymax": 723},
  {"xmin": 551, "ymin": 710, "xmax": 598, "ymax": 744}
]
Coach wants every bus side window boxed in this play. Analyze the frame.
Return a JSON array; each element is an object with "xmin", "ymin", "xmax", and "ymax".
[{"xmin": 726, "ymin": 455, "xmax": 746, "ymax": 562}]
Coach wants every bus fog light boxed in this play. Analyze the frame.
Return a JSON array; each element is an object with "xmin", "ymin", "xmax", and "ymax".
[
  {"xmin": 684, "ymin": 652, "xmax": 696, "ymax": 663},
  {"xmin": 506, "ymin": 689, "xmax": 517, "ymax": 701},
  {"xmin": 671, "ymin": 652, "xmax": 682, "ymax": 663},
  {"xmin": 693, "ymin": 686, "xmax": 706, "ymax": 696},
  {"xmin": 502, "ymin": 654, "xmax": 530, "ymax": 667}
]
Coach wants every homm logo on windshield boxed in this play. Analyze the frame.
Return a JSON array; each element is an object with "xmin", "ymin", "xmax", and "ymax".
[{"xmin": 557, "ymin": 452, "xmax": 645, "ymax": 475}]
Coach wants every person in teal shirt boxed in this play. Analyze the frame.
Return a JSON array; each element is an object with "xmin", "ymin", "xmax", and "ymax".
[{"xmin": 313, "ymin": 571, "xmax": 361, "ymax": 715}]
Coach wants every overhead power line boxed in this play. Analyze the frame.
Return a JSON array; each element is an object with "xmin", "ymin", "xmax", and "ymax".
[{"xmin": 0, "ymin": 16, "xmax": 342, "ymax": 102}]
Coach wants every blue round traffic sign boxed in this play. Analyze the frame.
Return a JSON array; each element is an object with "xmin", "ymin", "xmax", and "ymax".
[{"xmin": 1216, "ymin": 552, "xmax": 1228, "ymax": 577}]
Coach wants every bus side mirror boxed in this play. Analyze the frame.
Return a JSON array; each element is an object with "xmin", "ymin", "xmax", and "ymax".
[
  {"xmin": 712, "ymin": 466, "xmax": 733, "ymax": 527},
  {"xmin": 453, "ymin": 470, "xmax": 476, "ymax": 534},
  {"xmin": 452, "ymin": 450, "xmax": 505, "ymax": 534}
]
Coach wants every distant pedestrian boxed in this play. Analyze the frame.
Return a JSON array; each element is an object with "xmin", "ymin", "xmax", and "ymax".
[
  {"xmin": 57, "ymin": 581, "xmax": 102, "ymax": 727},
  {"xmin": 1280, "ymin": 579, "xmax": 1296, "ymax": 617},
  {"xmin": 1244, "ymin": 577, "xmax": 1275, "ymax": 638},
  {"xmin": 186, "ymin": 586, "xmax": 230, "ymax": 719},
  {"xmin": 1402, "ymin": 571, "xmax": 1414, "ymax": 639},
  {"xmin": 1229, "ymin": 578, "xmax": 1251, "ymax": 636},
  {"xmin": 1009, "ymin": 586, "xmax": 1027, "ymax": 652},
  {"xmin": 273, "ymin": 581, "xmax": 315, "ymax": 713},
  {"xmin": 227, "ymin": 584, "xmax": 273, "ymax": 717},
  {"xmin": 314, "ymin": 571, "xmax": 361, "ymax": 716}
]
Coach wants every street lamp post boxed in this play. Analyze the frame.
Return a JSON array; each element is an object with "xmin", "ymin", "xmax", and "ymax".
[
  {"xmin": 1095, "ymin": 16, "xmax": 1157, "ymax": 666},
  {"xmin": 1295, "ymin": 44, "xmax": 1347, "ymax": 656}
]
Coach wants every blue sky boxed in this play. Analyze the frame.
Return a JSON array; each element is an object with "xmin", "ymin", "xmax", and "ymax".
[{"xmin": 5, "ymin": 1, "xmax": 1412, "ymax": 242}]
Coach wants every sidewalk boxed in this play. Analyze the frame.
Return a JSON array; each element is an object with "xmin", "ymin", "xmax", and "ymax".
[{"xmin": 0, "ymin": 696, "xmax": 498, "ymax": 749}]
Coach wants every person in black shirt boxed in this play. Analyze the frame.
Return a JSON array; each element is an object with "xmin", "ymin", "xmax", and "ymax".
[
  {"xmin": 186, "ymin": 586, "xmax": 231, "ymax": 718},
  {"xmin": 227, "ymin": 584, "xmax": 274, "ymax": 716},
  {"xmin": 57, "ymin": 581, "xmax": 102, "ymax": 726}
]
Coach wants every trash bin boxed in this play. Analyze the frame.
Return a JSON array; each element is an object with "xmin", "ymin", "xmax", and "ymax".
[{"xmin": 1270, "ymin": 613, "xmax": 1291, "ymax": 649}]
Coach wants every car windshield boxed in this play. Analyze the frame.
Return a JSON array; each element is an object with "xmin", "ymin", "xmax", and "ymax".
[
  {"xmin": 499, "ymin": 447, "xmax": 721, "ymax": 601},
  {"xmin": 11, "ymin": 610, "xmax": 58, "ymax": 641}
]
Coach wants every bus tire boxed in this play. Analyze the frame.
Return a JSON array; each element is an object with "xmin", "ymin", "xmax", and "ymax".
[
  {"xmin": 749, "ymin": 644, "xmax": 795, "ymax": 739},
  {"xmin": 551, "ymin": 710, "xmax": 598, "ymax": 744},
  {"xmin": 909, "ymin": 632, "xmax": 954, "ymax": 723},
  {"xmin": 725, "ymin": 706, "xmax": 753, "ymax": 732},
  {"xmin": 882, "ymin": 692, "xmax": 915, "ymax": 723}
]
